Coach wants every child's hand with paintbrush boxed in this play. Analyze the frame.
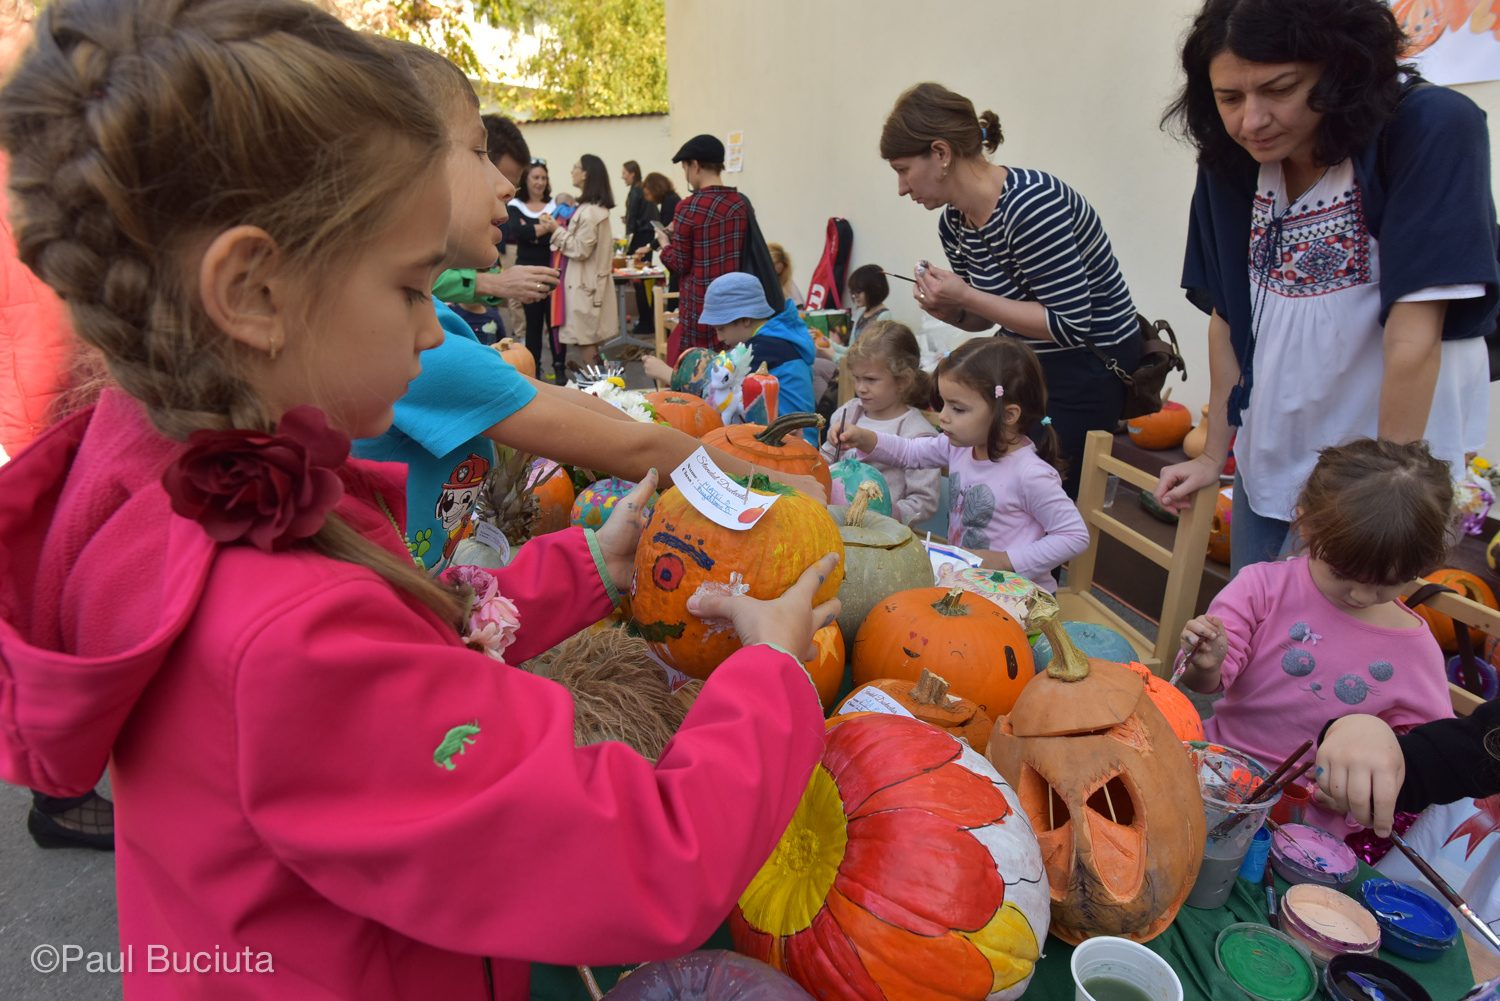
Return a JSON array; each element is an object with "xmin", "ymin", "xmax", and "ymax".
[
  {"xmin": 826, "ymin": 416, "xmax": 875, "ymax": 456},
  {"xmin": 1177, "ymin": 614, "xmax": 1229, "ymax": 693}
]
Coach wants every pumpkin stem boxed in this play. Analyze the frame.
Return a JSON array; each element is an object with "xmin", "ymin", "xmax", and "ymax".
[
  {"xmin": 932, "ymin": 587, "xmax": 970, "ymax": 617},
  {"xmin": 755, "ymin": 412, "xmax": 826, "ymax": 448},
  {"xmin": 1032, "ymin": 600, "xmax": 1091, "ymax": 682},
  {"xmin": 846, "ymin": 481, "xmax": 879, "ymax": 527},
  {"xmin": 1160, "ymin": 387, "xmax": 1173, "ymax": 406},
  {"xmin": 909, "ymin": 669, "xmax": 953, "ymax": 707}
]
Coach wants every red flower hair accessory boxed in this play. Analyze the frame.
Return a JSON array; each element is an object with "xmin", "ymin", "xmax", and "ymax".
[{"xmin": 162, "ymin": 406, "xmax": 349, "ymax": 552}]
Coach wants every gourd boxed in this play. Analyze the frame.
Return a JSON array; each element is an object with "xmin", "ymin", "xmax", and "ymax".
[
  {"xmin": 645, "ymin": 390, "xmax": 723, "ymax": 438},
  {"xmin": 731, "ymin": 712, "xmax": 1050, "ymax": 1000},
  {"xmin": 986, "ymin": 606, "xmax": 1205, "ymax": 944},
  {"xmin": 830, "ymin": 484, "xmax": 933, "ymax": 643},
  {"xmin": 1182, "ymin": 405, "xmax": 1209, "ymax": 459},
  {"xmin": 853, "ymin": 586, "xmax": 1034, "ymax": 717},
  {"xmin": 700, "ymin": 414, "xmax": 832, "ymax": 496}
]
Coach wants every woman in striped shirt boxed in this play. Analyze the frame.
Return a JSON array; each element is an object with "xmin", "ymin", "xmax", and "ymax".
[
  {"xmin": 876, "ymin": 82, "xmax": 1134, "ymax": 498},
  {"xmin": 880, "ymin": 81, "xmax": 1139, "ymax": 497}
]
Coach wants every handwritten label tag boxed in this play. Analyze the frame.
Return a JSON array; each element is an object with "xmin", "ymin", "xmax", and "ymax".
[
  {"xmin": 670, "ymin": 447, "xmax": 781, "ymax": 531},
  {"xmin": 923, "ymin": 539, "xmax": 984, "ymax": 579},
  {"xmin": 472, "ymin": 521, "xmax": 513, "ymax": 565},
  {"xmin": 839, "ymin": 686, "xmax": 916, "ymax": 719}
]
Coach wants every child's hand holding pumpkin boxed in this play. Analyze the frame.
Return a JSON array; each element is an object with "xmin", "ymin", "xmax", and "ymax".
[
  {"xmin": 594, "ymin": 468, "xmax": 658, "ymax": 595},
  {"xmin": 687, "ymin": 553, "xmax": 841, "ymax": 663}
]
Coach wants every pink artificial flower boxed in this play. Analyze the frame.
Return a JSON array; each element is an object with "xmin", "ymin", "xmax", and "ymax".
[{"xmin": 439, "ymin": 564, "xmax": 522, "ymax": 660}]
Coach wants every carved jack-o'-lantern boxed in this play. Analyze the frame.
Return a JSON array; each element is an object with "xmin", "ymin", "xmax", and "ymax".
[{"xmin": 986, "ymin": 607, "xmax": 1205, "ymax": 944}]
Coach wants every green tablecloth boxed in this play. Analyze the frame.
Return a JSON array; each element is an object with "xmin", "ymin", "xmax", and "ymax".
[
  {"xmin": 530, "ymin": 865, "xmax": 1475, "ymax": 1001},
  {"xmin": 1022, "ymin": 863, "xmax": 1475, "ymax": 1001}
]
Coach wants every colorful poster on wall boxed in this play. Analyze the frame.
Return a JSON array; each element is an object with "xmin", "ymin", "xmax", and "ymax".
[
  {"xmin": 1388, "ymin": 1, "xmax": 1500, "ymax": 85},
  {"xmin": 725, "ymin": 130, "xmax": 745, "ymax": 173}
]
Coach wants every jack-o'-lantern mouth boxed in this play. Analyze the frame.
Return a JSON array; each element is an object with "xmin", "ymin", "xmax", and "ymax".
[{"xmin": 1018, "ymin": 764, "xmax": 1146, "ymax": 903}]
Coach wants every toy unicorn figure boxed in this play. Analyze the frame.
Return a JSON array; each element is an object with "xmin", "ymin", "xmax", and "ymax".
[{"xmin": 704, "ymin": 343, "xmax": 753, "ymax": 422}]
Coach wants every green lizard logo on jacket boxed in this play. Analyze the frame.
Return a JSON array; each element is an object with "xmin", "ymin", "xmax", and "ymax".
[{"xmin": 433, "ymin": 721, "xmax": 481, "ymax": 771}]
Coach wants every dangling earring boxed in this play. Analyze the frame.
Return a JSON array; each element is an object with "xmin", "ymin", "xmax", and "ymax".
[
  {"xmin": 267, "ymin": 336, "xmax": 281, "ymax": 362},
  {"xmin": 941, "ymin": 161, "xmax": 949, "ymax": 179}
]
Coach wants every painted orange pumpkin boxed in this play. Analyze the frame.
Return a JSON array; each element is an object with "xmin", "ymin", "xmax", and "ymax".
[
  {"xmin": 1119, "ymin": 661, "xmax": 1203, "ymax": 742},
  {"xmin": 629, "ymin": 477, "xmax": 844, "ymax": 678},
  {"xmin": 527, "ymin": 459, "xmax": 575, "ymax": 535},
  {"xmin": 837, "ymin": 670, "xmax": 994, "ymax": 749},
  {"xmin": 645, "ymin": 390, "xmax": 723, "ymax": 438},
  {"xmin": 731, "ymin": 712, "xmax": 1050, "ymax": 1000},
  {"xmin": 853, "ymin": 587, "xmax": 1034, "ymax": 717},
  {"xmin": 1206, "ymin": 487, "xmax": 1233, "ymax": 565},
  {"xmin": 1409, "ymin": 568, "xmax": 1500, "ymax": 652},
  {"xmin": 701, "ymin": 414, "xmax": 832, "ymax": 496},
  {"xmin": 1124, "ymin": 390, "xmax": 1192, "ymax": 450},
  {"xmin": 986, "ymin": 609, "xmax": 1205, "ymax": 944},
  {"xmin": 494, "ymin": 337, "xmax": 536, "ymax": 378},
  {"xmin": 804, "ymin": 623, "xmax": 846, "ymax": 712}
]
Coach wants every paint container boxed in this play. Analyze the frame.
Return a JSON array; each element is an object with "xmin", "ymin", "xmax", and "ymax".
[
  {"xmin": 1184, "ymin": 742, "xmax": 1280, "ymax": 909},
  {"xmin": 1278, "ymin": 883, "xmax": 1381, "ymax": 966},
  {"xmin": 1070, "ymin": 935, "xmax": 1183, "ymax": 1001},
  {"xmin": 1269, "ymin": 823, "xmax": 1358, "ymax": 890},
  {"xmin": 1322, "ymin": 954, "xmax": 1433, "ymax": 1001},
  {"xmin": 1358, "ymin": 878, "xmax": 1458, "ymax": 961},
  {"xmin": 1269, "ymin": 780, "xmax": 1311, "ymax": 826},
  {"xmin": 1238, "ymin": 826, "xmax": 1272, "ymax": 882},
  {"xmin": 1213, "ymin": 923, "xmax": 1318, "ymax": 1001}
]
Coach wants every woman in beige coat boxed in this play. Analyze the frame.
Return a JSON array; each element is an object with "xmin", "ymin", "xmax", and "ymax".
[{"xmin": 550, "ymin": 154, "xmax": 617, "ymax": 366}]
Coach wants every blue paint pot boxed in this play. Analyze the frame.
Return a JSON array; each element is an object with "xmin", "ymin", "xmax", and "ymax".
[{"xmin": 1358, "ymin": 879, "xmax": 1458, "ymax": 962}]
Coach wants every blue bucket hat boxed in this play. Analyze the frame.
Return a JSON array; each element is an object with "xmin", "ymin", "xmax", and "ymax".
[{"xmin": 699, "ymin": 272, "xmax": 775, "ymax": 326}]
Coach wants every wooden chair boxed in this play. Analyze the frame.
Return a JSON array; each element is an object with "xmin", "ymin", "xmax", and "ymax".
[
  {"xmin": 1058, "ymin": 430, "xmax": 1218, "ymax": 676},
  {"xmin": 1399, "ymin": 579, "xmax": 1493, "ymax": 718},
  {"xmin": 651, "ymin": 286, "xmax": 679, "ymax": 381},
  {"xmin": 837, "ymin": 353, "xmax": 854, "ymax": 406}
]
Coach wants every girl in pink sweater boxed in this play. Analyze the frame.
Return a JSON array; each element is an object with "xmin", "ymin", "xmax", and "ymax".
[
  {"xmin": 829, "ymin": 336, "xmax": 1087, "ymax": 591},
  {"xmin": 0, "ymin": 3, "xmax": 836, "ymax": 998},
  {"xmin": 1179, "ymin": 439, "xmax": 1456, "ymax": 837}
]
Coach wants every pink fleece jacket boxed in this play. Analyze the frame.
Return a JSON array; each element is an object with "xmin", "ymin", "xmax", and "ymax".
[{"xmin": 0, "ymin": 389, "xmax": 825, "ymax": 1000}]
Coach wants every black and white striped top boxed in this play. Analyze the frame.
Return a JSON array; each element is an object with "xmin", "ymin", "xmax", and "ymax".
[{"xmin": 939, "ymin": 167, "xmax": 1136, "ymax": 355}]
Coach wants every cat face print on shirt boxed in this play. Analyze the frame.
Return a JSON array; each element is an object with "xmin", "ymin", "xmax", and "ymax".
[
  {"xmin": 948, "ymin": 472, "xmax": 996, "ymax": 552},
  {"xmin": 1279, "ymin": 621, "xmax": 1392, "ymax": 706}
]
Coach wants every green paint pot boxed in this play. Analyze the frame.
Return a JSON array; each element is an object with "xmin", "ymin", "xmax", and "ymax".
[{"xmin": 1214, "ymin": 923, "xmax": 1317, "ymax": 1001}]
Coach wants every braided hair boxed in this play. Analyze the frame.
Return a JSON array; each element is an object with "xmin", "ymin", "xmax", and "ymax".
[{"xmin": 0, "ymin": 0, "xmax": 463, "ymax": 622}]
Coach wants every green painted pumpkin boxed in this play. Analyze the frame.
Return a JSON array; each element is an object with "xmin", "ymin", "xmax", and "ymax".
[
  {"xmin": 831, "ymin": 484, "xmax": 932, "ymax": 644},
  {"xmin": 828, "ymin": 458, "xmax": 893, "ymax": 516}
]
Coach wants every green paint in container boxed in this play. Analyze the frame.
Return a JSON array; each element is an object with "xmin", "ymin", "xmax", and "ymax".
[{"xmin": 1214, "ymin": 923, "xmax": 1318, "ymax": 1001}]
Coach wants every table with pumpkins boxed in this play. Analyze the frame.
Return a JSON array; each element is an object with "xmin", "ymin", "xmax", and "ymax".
[{"xmin": 498, "ymin": 348, "xmax": 1482, "ymax": 1001}]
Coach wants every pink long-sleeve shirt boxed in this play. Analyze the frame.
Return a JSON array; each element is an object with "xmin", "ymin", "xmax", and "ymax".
[
  {"xmin": 863, "ymin": 432, "xmax": 1088, "ymax": 592},
  {"xmin": 1203, "ymin": 556, "xmax": 1455, "ymax": 836}
]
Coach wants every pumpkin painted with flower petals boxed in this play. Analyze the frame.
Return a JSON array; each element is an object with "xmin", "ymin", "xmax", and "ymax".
[{"xmin": 731, "ymin": 712, "xmax": 1049, "ymax": 1000}]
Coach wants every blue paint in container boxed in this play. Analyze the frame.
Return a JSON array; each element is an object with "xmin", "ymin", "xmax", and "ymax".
[{"xmin": 1358, "ymin": 879, "xmax": 1458, "ymax": 962}]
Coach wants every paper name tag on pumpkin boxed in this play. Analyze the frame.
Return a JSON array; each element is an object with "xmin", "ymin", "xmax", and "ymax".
[
  {"xmin": 923, "ymin": 539, "xmax": 984, "ymax": 579},
  {"xmin": 839, "ymin": 686, "xmax": 916, "ymax": 719},
  {"xmin": 472, "ymin": 521, "xmax": 513, "ymax": 565},
  {"xmin": 670, "ymin": 447, "xmax": 781, "ymax": 531}
]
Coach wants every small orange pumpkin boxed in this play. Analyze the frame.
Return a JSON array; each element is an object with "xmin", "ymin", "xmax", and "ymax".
[
  {"xmin": 644, "ymin": 390, "xmax": 723, "ymax": 438},
  {"xmin": 838, "ymin": 669, "xmax": 994, "ymax": 749},
  {"xmin": 527, "ymin": 459, "xmax": 575, "ymax": 535},
  {"xmin": 700, "ymin": 413, "xmax": 832, "ymax": 496},
  {"xmin": 853, "ymin": 586, "xmax": 1034, "ymax": 717},
  {"xmin": 1124, "ymin": 390, "xmax": 1192, "ymax": 450},
  {"xmin": 495, "ymin": 337, "xmax": 536, "ymax": 378},
  {"xmin": 1409, "ymin": 568, "xmax": 1500, "ymax": 652},
  {"xmin": 1206, "ymin": 487, "xmax": 1233, "ymax": 565},
  {"xmin": 1119, "ymin": 661, "xmax": 1204, "ymax": 742},
  {"xmin": 629, "ymin": 475, "xmax": 844, "ymax": 678},
  {"xmin": 804, "ymin": 623, "xmax": 846, "ymax": 711}
]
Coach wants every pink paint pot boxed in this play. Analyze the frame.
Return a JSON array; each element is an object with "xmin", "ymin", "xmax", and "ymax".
[
  {"xmin": 1279, "ymin": 883, "xmax": 1381, "ymax": 966},
  {"xmin": 1270, "ymin": 823, "xmax": 1358, "ymax": 890}
]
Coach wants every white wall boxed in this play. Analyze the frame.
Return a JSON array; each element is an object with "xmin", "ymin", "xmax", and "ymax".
[
  {"xmin": 665, "ymin": 0, "xmax": 1500, "ymax": 448},
  {"xmin": 518, "ymin": 114, "xmax": 676, "ymax": 204}
]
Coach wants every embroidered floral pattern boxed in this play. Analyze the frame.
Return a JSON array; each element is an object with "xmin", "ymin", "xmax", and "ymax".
[{"xmin": 1250, "ymin": 186, "xmax": 1372, "ymax": 298}]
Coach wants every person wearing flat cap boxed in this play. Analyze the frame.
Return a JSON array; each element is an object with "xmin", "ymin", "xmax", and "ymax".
[{"xmin": 658, "ymin": 134, "xmax": 753, "ymax": 364}]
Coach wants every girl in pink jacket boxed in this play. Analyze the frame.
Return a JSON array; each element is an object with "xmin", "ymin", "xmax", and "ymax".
[{"xmin": 0, "ymin": 2, "xmax": 833, "ymax": 998}]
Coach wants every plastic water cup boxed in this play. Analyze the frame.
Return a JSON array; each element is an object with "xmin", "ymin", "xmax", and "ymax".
[
  {"xmin": 1071, "ymin": 935, "xmax": 1184, "ymax": 1001},
  {"xmin": 1184, "ymin": 742, "xmax": 1281, "ymax": 909}
]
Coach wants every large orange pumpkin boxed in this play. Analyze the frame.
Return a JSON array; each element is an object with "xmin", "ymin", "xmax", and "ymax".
[
  {"xmin": 804, "ymin": 623, "xmax": 846, "ymax": 712},
  {"xmin": 837, "ymin": 669, "xmax": 994, "ymax": 749},
  {"xmin": 1119, "ymin": 661, "xmax": 1203, "ymax": 742},
  {"xmin": 527, "ymin": 459, "xmax": 575, "ymax": 535},
  {"xmin": 1124, "ymin": 390, "xmax": 1192, "ymax": 450},
  {"xmin": 986, "ymin": 609, "xmax": 1205, "ymax": 944},
  {"xmin": 731, "ymin": 712, "xmax": 1051, "ymax": 1000},
  {"xmin": 645, "ymin": 390, "xmax": 723, "ymax": 438},
  {"xmin": 1409, "ymin": 568, "xmax": 1500, "ymax": 652},
  {"xmin": 853, "ymin": 586, "xmax": 1034, "ymax": 717},
  {"xmin": 494, "ymin": 337, "xmax": 536, "ymax": 378},
  {"xmin": 629, "ymin": 476, "xmax": 844, "ymax": 678},
  {"xmin": 701, "ymin": 413, "xmax": 832, "ymax": 496}
]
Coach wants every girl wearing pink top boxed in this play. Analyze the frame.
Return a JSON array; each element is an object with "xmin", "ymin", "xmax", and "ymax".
[
  {"xmin": 0, "ymin": 4, "xmax": 836, "ymax": 998},
  {"xmin": 830, "ymin": 337, "xmax": 1087, "ymax": 591},
  {"xmin": 1179, "ymin": 438, "xmax": 1456, "ymax": 838}
]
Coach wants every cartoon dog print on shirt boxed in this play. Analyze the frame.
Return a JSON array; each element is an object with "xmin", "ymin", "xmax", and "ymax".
[{"xmin": 436, "ymin": 453, "xmax": 489, "ymax": 561}]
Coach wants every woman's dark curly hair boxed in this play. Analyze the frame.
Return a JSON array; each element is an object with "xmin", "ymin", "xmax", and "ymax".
[{"xmin": 1163, "ymin": 0, "xmax": 1411, "ymax": 173}]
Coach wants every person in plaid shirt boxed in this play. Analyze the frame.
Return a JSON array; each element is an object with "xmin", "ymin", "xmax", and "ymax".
[{"xmin": 659, "ymin": 134, "xmax": 750, "ymax": 362}]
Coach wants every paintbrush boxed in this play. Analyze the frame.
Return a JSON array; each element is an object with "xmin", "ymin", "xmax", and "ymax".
[
  {"xmin": 1206, "ymin": 743, "xmax": 1315, "ymax": 839},
  {"xmin": 883, "ymin": 271, "xmax": 916, "ymax": 284},
  {"xmin": 1390, "ymin": 831, "xmax": 1500, "ymax": 953},
  {"xmin": 1263, "ymin": 860, "xmax": 1279, "ymax": 930},
  {"xmin": 1265, "ymin": 817, "xmax": 1326, "ymax": 872}
]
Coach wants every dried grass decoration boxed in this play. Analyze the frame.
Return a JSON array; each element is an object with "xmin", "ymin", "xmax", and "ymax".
[{"xmin": 524, "ymin": 628, "xmax": 701, "ymax": 761}]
